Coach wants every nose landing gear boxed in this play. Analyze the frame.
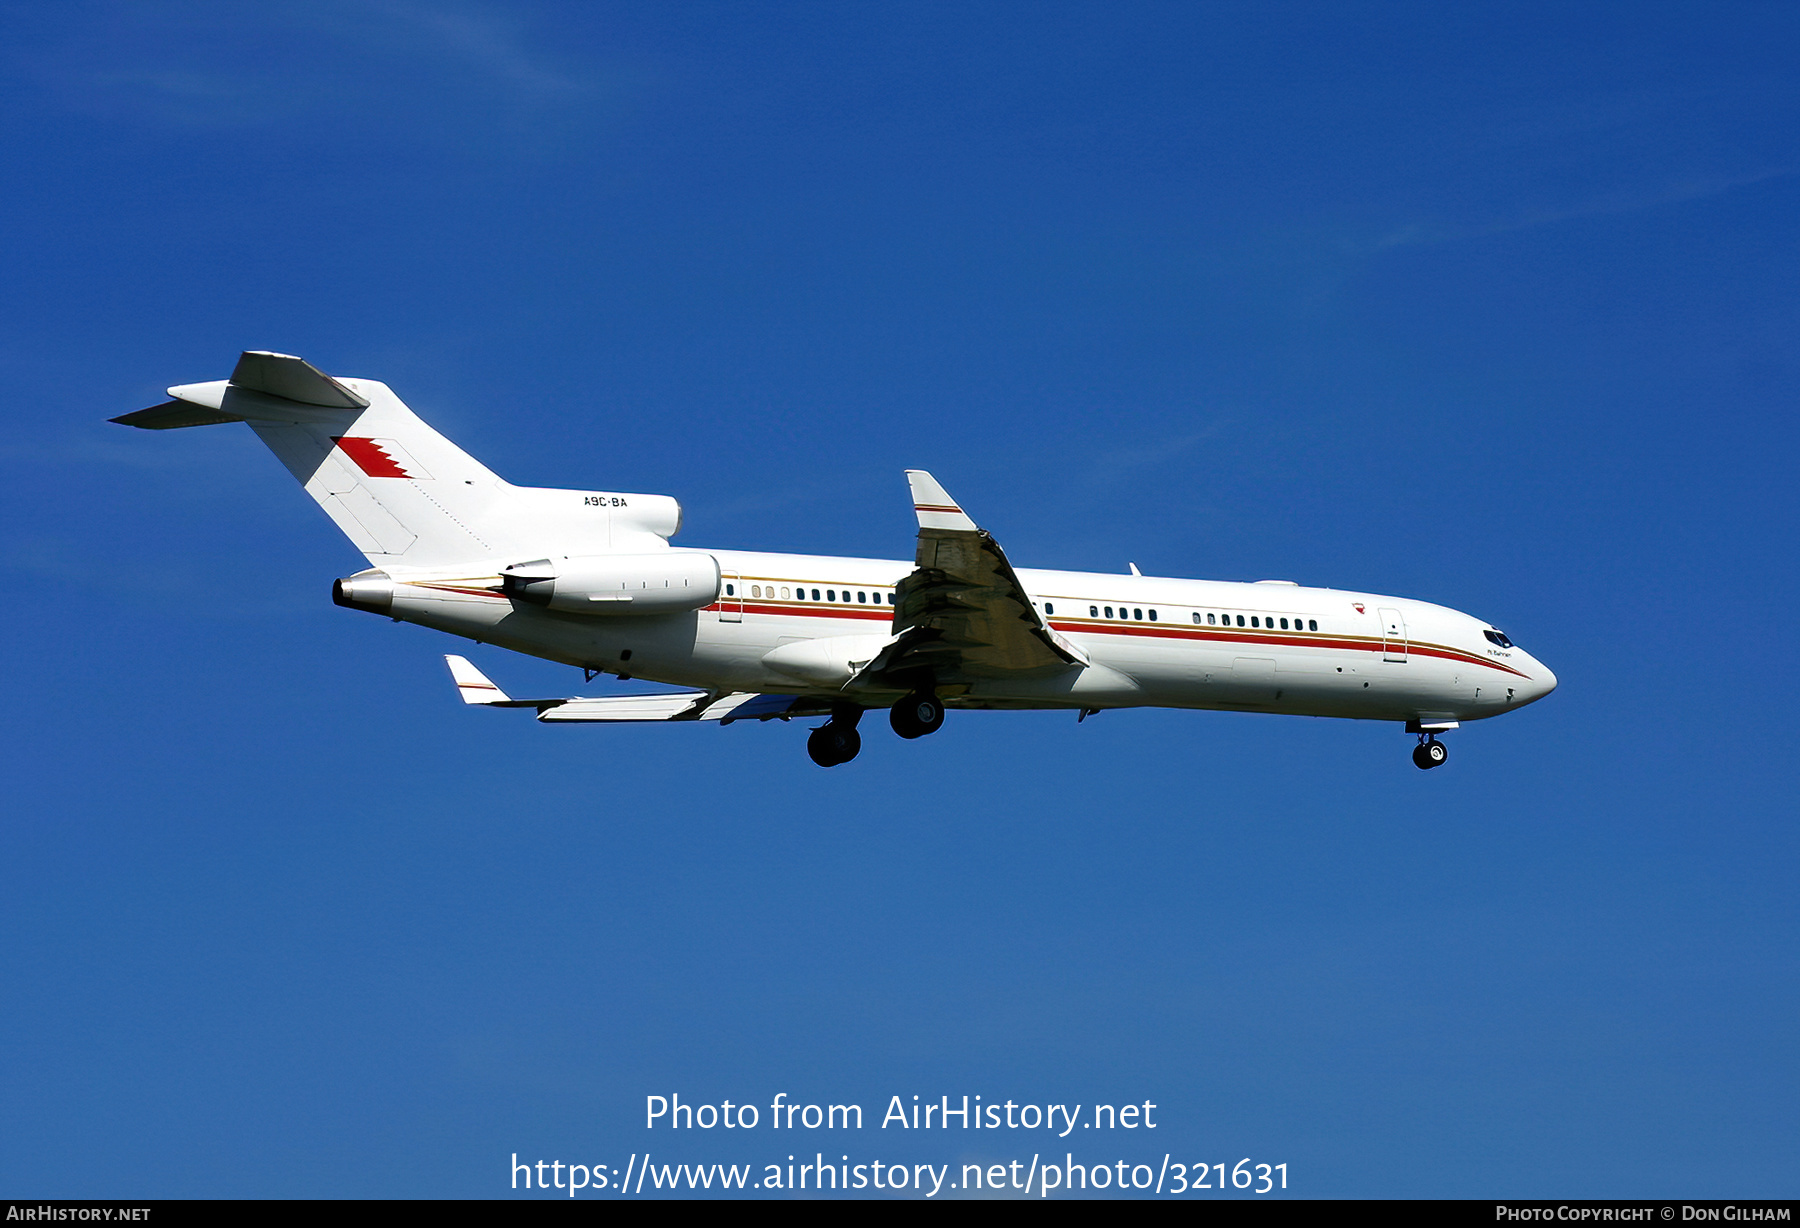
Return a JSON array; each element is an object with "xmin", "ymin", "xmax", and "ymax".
[
  {"xmin": 807, "ymin": 704, "xmax": 864, "ymax": 767},
  {"xmin": 888, "ymin": 691, "xmax": 946, "ymax": 740},
  {"xmin": 1406, "ymin": 718, "xmax": 1456, "ymax": 770}
]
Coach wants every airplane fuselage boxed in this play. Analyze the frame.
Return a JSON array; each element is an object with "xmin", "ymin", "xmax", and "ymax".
[{"xmin": 387, "ymin": 549, "xmax": 1556, "ymax": 725}]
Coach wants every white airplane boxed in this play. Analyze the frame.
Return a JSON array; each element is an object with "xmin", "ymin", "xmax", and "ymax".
[{"xmin": 116, "ymin": 351, "xmax": 1556, "ymax": 769}]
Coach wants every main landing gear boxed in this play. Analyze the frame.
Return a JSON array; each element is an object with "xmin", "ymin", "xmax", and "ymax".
[
  {"xmin": 1412, "ymin": 736, "xmax": 1449, "ymax": 770},
  {"xmin": 807, "ymin": 704, "xmax": 863, "ymax": 768},
  {"xmin": 888, "ymin": 691, "xmax": 945, "ymax": 740},
  {"xmin": 807, "ymin": 694, "xmax": 947, "ymax": 767}
]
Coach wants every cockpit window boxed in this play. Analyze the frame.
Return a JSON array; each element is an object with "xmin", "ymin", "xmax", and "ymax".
[{"xmin": 1484, "ymin": 629, "xmax": 1514, "ymax": 649}]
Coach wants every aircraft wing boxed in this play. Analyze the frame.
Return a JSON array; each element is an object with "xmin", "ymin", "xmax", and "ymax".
[
  {"xmin": 444, "ymin": 656, "xmax": 832, "ymax": 723},
  {"xmin": 862, "ymin": 472, "xmax": 1087, "ymax": 686}
]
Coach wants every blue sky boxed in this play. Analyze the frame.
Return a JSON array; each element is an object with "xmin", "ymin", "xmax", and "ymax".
[{"xmin": 2, "ymin": 1, "xmax": 1795, "ymax": 1198}]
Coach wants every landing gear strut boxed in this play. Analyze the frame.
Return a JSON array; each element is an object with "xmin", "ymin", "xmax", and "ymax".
[
  {"xmin": 888, "ymin": 690, "xmax": 946, "ymax": 740},
  {"xmin": 807, "ymin": 704, "xmax": 863, "ymax": 767},
  {"xmin": 1412, "ymin": 736, "xmax": 1448, "ymax": 770}
]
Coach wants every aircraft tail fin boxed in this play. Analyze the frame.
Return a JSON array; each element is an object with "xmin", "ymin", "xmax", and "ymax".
[{"xmin": 115, "ymin": 351, "xmax": 685, "ymax": 571}]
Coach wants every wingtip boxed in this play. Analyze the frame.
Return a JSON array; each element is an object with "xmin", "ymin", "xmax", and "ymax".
[
  {"xmin": 906, "ymin": 470, "xmax": 978, "ymax": 530},
  {"xmin": 444, "ymin": 653, "xmax": 510, "ymax": 704}
]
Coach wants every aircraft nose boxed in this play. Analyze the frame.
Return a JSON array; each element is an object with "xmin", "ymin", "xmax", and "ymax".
[{"xmin": 1526, "ymin": 663, "xmax": 1557, "ymax": 702}]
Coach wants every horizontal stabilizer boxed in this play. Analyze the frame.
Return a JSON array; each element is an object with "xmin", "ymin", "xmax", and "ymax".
[
  {"xmin": 114, "ymin": 351, "xmax": 367, "ymax": 429},
  {"xmin": 109, "ymin": 400, "xmax": 245, "ymax": 430},
  {"xmin": 230, "ymin": 351, "xmax": 369, "ymax": 408}
]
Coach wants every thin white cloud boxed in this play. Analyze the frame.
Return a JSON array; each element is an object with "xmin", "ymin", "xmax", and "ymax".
[
  {"xmin": 1087, "ymin": 424, "xmax": 1225, "ymax": 488},
  {"xmin": 365, "ymin": 0, "xmax": 589, "ymax": 100},
  {"xmin": 1369, "ymin": 167, "xmax": 1795, "ymax": 252},
  {"xmin": 19, "ymin": 0, "xmax": 607, "ymax": 131}
]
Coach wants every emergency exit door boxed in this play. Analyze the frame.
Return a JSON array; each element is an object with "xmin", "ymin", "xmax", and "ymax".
[{"xmin": 1379, "ymin": 607, "xmax": 1408, "ymax": 662}]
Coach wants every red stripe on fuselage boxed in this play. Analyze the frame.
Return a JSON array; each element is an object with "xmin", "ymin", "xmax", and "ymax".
[
  {"xmin": 1046, "ymin": 619, "xmax": 1530, "ymax": 677},
  {"xmin": 710, "ymin": 601, "xmax": 892, "ymax": 620},
  {"xmin": 414, "ymin": 583, "xmax": 508, "ymax": 598},
  {"xmin": 403, "ymin": 587, "xmax": 1529, "ymax": 680}
]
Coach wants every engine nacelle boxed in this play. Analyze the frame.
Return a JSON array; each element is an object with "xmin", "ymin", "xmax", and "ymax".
[
  {"xmin": 500, "ymin": 552, "xmax": 721, "ymax": 616},
  {"xmin": 332, "ymin": 569, "xmax": 394, "ymax": 614}
]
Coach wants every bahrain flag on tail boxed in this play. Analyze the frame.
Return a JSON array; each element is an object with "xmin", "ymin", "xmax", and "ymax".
[{"xmin": 332, "ymin": 436, "xmax": 431, "ymax": 480}]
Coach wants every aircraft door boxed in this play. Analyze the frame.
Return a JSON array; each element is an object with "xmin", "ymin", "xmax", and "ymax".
[
  {"xmin": 720, "ymin": 571, "xmax": 743, "ymax": 622},
  {"xmin": 1379, "ymin": 607, "xmax": 1408, "ymax": 662}
]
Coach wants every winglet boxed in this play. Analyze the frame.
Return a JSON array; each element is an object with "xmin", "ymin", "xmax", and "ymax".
[
  {"xmin": 906, "ymin": 470, "xmax": 979, "ymax": 532},
  {"xmin": 445, "ymin": 654, "xmax": 511, "ymax": 704}
]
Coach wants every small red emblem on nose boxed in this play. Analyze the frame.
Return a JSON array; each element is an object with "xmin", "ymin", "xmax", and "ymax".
[{"xmin": 1353, "ymin": 603, "xmax": 1365, "ymax": 613}]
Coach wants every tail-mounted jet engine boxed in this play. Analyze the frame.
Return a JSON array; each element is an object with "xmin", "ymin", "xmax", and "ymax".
[{"xmin": 500, "ymin": 553, "xmax": 721, "ymax": 616}]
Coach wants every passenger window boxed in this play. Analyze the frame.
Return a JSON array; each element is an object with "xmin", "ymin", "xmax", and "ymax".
[
  {"xmin": 1308, "ymin": 619, "xmax": 1317, "ymax": 631},
  {"xmin": 811, "ymin": 589, "xmax": 820, "ymax": 601},
  {"xmin": 1148, "ymin": 609, "xmax": 1157, "ymax": 621},
  {"xmin": 1280, "ymin": 617, "xmax": 1288, "ymax": 629},
  {"xmin": 1045, "ymin": 602, "xmax": 1054, "ymax": 615},
  {"xmin": 1236, "ymin": 615, "xmax": 1245, "ymax": 627},
  {"xmin": 1250, "ymin": 616, "xmax": 1259, "ymax": 628},
  {"xmin": 1208, "ymin": 613, "xmax": 1217, "ymax": 625},
  {"xmin": 1133, "ymin": 608, "xmax": 1143, "ymax": 620},
  {"xmin": 1091, "ymin": 606, "xmax": 1100, "ymax": 617},
  {"xmin": 725, "ymin": 584, "xmax": 735, "ymax": 596},
  {"xmin": 887, "ymin": 593, "xmax": 895, "ymax": 604},
  {"xmin": 1104, "ymin": 606, "xmax": 1114, "ymax": 618},
  {"xmin": 858, "ymin": 591, "xmax": 867, "ymax": 603},
  {"xmin": 780, "ymin": 587, "xmax": 790, "ymax": 599},
  {"xmin": 1192, "ymin": 613, "xmax": 1201, "ymax": 625}
]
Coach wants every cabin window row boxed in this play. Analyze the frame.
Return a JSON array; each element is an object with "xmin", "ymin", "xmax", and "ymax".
[
  {"xmin": 1088, "ymin": 605, "xmax": 1160, "ymax": 622},
  {"xmin": 726, "ymin": 583, "xmax": 896, "ymax": 605},
  {"xmin": 1190, "ymin": 612, "xmax": 1317, "ymax": 631},
  {"xmin": 717, "ymin": 585, "xmax": 1314, "ymax": 630}
]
